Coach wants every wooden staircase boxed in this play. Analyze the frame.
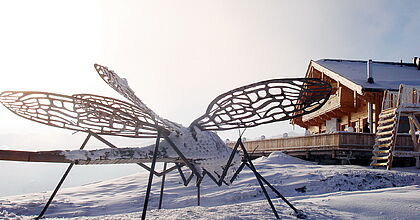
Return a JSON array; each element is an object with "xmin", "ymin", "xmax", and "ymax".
[
  {"xmin": 371, "ymin": 107, "xmax": 399, "ymax": 169},
  {"xmin": 371, "ymin": 85, "xmax": 420, "ymax": 170}
]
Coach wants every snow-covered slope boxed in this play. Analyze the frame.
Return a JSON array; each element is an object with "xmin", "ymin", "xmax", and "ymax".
[{"xmin": 1, "ymin": 152, "xmax": 419, "ymax": 219}]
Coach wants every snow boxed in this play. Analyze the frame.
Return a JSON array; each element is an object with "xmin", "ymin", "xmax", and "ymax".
[
  {"xmin": 315, "ymin": 59, "xmax": 420, "ymax": 91},
  {"xmin": 60, "ymin": 127, "xmax": 240, "ymax": 180},
  {"xmin": 1, "ymin": 152, "xmax": 419, "ymax": 219}
]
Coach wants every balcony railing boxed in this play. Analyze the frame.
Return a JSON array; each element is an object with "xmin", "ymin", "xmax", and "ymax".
[
  {"xmin": 227, "ymin": 132, "xmax": 417, "ymax": 153},
  {"xmin": 383, "ymin": 85, "xmax": 420, "ymax": 110},
  {"xmin": 302, "ymin": 87, "xmax": 346, "ymax": 122}
]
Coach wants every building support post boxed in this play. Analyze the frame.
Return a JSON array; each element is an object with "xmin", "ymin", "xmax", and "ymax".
[
  {"xmin": 368, "ymin": 102, "xmax": 374, "ymax": 133},
  {"xmin": 408, "ymin": 115, "xmax": 420, "ymax": 169}
]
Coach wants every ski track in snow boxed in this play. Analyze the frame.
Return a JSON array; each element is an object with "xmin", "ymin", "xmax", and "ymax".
[{"xmin": 0, "ymin": 152, "xmax": 419, "ymax": 219}]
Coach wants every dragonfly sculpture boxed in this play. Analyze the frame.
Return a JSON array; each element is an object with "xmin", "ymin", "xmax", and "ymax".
[{"xmin": 0, "ymin": 64, "xmax": 331, "ymax": 219}]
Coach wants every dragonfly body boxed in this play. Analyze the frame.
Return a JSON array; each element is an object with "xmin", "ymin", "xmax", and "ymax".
[
  {"xmin": 161, "ymin": 126, "xmax": 241, "ymax": 178},
  {"xmin": 59, "ymin": 125, "xmax": 241, "ymax": 179}
]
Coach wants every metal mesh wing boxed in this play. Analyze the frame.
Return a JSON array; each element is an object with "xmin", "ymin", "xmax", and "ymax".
[
  {"xmin": 72, "ymin": 93, "xmax": 160, "ymax": 136},
  {"xmin": 0, "ymin": 91, "xmax": 159, "ymax": 138},
  {"xmin": 94, "ymin": 64, "xmax": 180, "ymax": 132},
  {"xmin": 191, "ymin": 78, "xmax": 332, "ymax": 131}
]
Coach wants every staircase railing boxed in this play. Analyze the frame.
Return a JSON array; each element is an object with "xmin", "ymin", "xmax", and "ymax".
[{"xmin": 373, "ymin": 84, "xmax": 420, "ymax": 170}]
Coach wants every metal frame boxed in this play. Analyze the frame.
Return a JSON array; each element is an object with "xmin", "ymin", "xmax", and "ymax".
[
  {"xmin": 0, "ymin": 64, "xmax": 332, "ymax": 219},
  {"xmin": 34, "ymin": 130, "xmax": 200, "ymax": 220}
]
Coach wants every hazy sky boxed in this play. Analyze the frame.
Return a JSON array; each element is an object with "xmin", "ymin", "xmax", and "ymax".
[{"xmin": 0, "ymin": 0, "xmax": 419, "ymax": 150}]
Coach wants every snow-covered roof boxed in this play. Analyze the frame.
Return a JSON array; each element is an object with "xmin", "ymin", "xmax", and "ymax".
[{"xmin": 313, "ymin": 59, "xmax": 420, "ymax": 92}]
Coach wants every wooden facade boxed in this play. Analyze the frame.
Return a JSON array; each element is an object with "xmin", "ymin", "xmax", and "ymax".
[{"xmin": 292, "ymin": 61, "xmax": 384, "ymax": 134}]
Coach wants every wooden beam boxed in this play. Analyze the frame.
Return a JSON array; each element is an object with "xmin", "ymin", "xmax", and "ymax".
[
  {"xmin": 0, "ymin": 149, "xmax": 183, "ymax": 164},
  {"xmin": 362, "ymin": 92, "xmax": 377, "ymax": 103},
  {"xmin": 353, "ymin": 91, "xmax": 357, "ymax": 109},
  {"xmin": 311, "ymin": 61, "xmax": 363, "ymax": 95},
  {"xmin": 347, "ymin": 113, "xmax": 351, "ymax": 125},
  {"xmin": 408, "ymin": 117, "xmax": 419, "ymax": 152},
  {"xmin": 410, "ymin": 115, "xmax": 420, "ymax": 130},
  {"xmin": 408, "ymin": 115, "xmax": 420, "ymax": 152},
  {"xmin": 306, "ymin": 117, "xmax": 323, "ymax": 124},
  {"xmin": 0, "ymin": 150, "xmax": 72, "ymax": 163},
  {"xmin": 325, "ymin": 111, "xmax": 337, "ymax": 119},
  {"xmin": 319, "ymin": 114, "xmax": 331, "ymax": 121}
]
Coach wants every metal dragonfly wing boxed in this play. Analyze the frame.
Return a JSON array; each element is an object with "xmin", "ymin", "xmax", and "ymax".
[
  {"xmin": 191, "ymin": 78, "xmax": 332, "ymax": 131},
  {"xmin": 0, "ymin": 91, "xmax": 159, "ymax": 138}
]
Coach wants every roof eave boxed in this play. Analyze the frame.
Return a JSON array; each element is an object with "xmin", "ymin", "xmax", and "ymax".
[{"xmin": 311, "ymin": 60, "xmax": 364, "ymax": 95}]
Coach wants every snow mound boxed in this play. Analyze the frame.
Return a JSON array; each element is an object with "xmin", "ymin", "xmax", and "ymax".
[
  {"xmin": 0, "ymin": 210, "xmax": 22, "ymax": 220},
  {"xmin": 298, "ymin": 168, "xmax": 420, "ymax": 195},
  {"xmin": 257, "ymin": 151, "xmax": 315, "ymax": 165}
]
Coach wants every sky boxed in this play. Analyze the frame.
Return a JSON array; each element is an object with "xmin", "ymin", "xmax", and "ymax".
[
  {"xmin": 0, "ymin": 0, "xmax": 419, "ymax": 148},
  {"xmin": 0, "ymin": 0, "xmax": 419, "ymax": 196}
]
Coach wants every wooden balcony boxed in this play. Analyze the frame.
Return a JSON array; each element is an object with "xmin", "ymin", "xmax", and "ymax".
[
  {"xmin": 227, "ymin": 132, "xmax": 417, "ymax": 164},
  {"xmin": 301, "ymin": 87, "xmax": 355, "ymax": 123}
]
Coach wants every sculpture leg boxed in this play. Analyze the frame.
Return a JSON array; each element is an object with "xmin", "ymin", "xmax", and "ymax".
[
  {"xmin": 36, "ymin": 134, "xmax": 92, "ymax": 219},
  {"xmin": 196, "ymin": 174, "xmax": 203, "ymax": 206},
  {"xmin": 245, "ymin": 164, "xmax": 296, "ymax": 210},
  {"xmin": 176, "ymin": 163, "xmax": 188, "ymax": 184},
  {"xmin": 141, "ymin": 132, "xmax": 161, "ymax": 220},
  {"xmin": 158, "ymin": 162, "xmax": 167, "ymax": 209},
  {"xmin": 176, "ymin": 164, "xmax": 195, "ymax": 186},
  {"xmin": 197, "ymin": 179, "xmax": 201, "ymax": 206},
  {"xmin": 137, "ymin": 162, "xmax": 178, "ymax": 177},
  {"xmin": 239, "ymin": 139, "xmax": 280, "ymax": 219},
  {"xmin": 217, "ymin": 139, "xmax": 242, "ymax": 186},
  {"xmin": 229, "ymin": 161, "xmax": 247, "ymax": 184}
]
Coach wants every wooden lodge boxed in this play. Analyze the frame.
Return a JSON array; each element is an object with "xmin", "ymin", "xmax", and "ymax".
[
  {"xmin": 233, "ymin": 58, "xmax": 420, "ymax": 166},
  {"xmin": 292, "ymin": 59, "xmax": 420, "ymax": 134}
]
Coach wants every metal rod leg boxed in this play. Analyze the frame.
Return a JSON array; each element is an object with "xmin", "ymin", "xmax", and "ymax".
[
  {"xmin": 185, "ymin": 173, "xmax": 195, "ymax": 186},
  {"xmin": 218, "ymin": 139, "xmax": 242, "ymax": 185},
  {"xmin": 176, "ymin": 163, "xmax": 188, "ymax": 185},
  {"xmin": 36, "ymin": 134, "xmax": 91, "ymax": 219},
  {"xmin": 196, "ymin": 175, "xmax": 201, "ymax": 206},
  {"xmin": 246, "ymin": 163, "xmax": 298, "ymax": 212},
  {"xmin": 158, "ymin": 162, "xmax": 167, "ymax": 209},
  {"xmin": 239, "ymin": 140, "xmax": 280, "ymax": 219},
  {"xmin": 202, "ymin": 170, "xmax": 218, "ymax": 185},
  {"xmin": 249, "ymin": 166, "xmax": 279, "ymax": 219},
  {"xmin": 141, "ymin": 132, "xmax": 161, "ymax": 220},
  {"xmin": 229, "ymin": 161, "xmax": 247, "ymax": 184},
  {"xmin": 36, "ymin": 164, "xmax": 74, "ymax": 219}
]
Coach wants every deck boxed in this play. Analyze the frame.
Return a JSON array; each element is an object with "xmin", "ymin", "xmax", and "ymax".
[{"xmin": 227, "ymin": 132, "xmax": 417, "ymax": 165}]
